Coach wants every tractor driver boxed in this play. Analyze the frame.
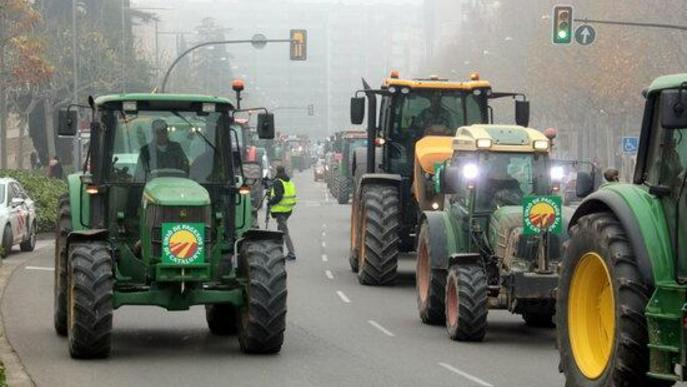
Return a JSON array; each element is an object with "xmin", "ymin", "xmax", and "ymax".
[
  {"xmin": 412, "ymin": 92, "xmax": 453, "ymax": 136},
  {"xmin": 135, "ymin": 119, "xmax": 189, "ymax": 180},
  {"xmin": 479, "ymin": 160, "xmax": 524, "ymax": 209}
]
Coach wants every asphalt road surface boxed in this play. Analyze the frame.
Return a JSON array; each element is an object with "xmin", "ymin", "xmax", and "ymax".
[{"xmin": 2, "ymin": 171, "xmax": 564, "ymax": 387}]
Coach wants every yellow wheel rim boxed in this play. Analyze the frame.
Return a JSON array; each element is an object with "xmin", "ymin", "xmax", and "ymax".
[{"xmin": 568, "ymin": 252, "xmax": 616, "ymax": 379}]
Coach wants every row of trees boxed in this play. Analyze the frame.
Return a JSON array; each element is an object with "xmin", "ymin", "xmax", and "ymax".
[
  {"xmin": 427, "ymin": 0, "xmax": 687, "ymax": 171},
  {"xmin": 0, "ymin": 0, "xmax": 155, "ymax": 169}
]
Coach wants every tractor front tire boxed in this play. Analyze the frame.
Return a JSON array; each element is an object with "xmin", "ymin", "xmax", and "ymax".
[
  {"xmin": 67, "ymin": 240, "xmax": 113, "ymax": 359},
  {"xmin": 238, "ymin": 239, "xmax": 287, "ymax": 354},
  {"xmin": 206, "ymin": 304, "xmax": 239, "ymax": 335},
  {"xmin": 334, "ymin": 175, "xmax": 350, "ymax": 204},
  {"xmin": 54, "ymin": 193, "xmax": 71, "ymax": 336},
  {"xmin": 445, "ymin": 263, "xmax": 488, "ymax": 342},
  {"xmin": 557, "ymin": 212, "xmax": 672, "ymax": 387},
  {"xmin": 357, "ymin": 184, "xmax": 399, "ymax": 286},
  {"xmin": 416, "ymin": 221, "xmax": 446, "ymax": 325}
]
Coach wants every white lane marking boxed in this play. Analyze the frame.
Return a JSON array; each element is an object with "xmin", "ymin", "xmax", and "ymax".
[
  {"xmin": 325, "ymin": 270, "xmax": 334, "ymax": 279},
  {"xmin": 322, "ymin": 241, "xmax": 326, "ymax": 248},
  {"xmin": 336, "ymin": 290, "xmax": 351, "ymax": 303},
  {"xmin": 367, "ymin": 320, "xmax": 395, "ymax": 337},
  {"xmin": 25, "ymin": 266, "xmax": 55, "ymax": 272},
  {"xmin": 438, "ymin": 362, "xmax": 494, "ymax": 387},
  {"xmin": 322, "ymin": 254, "xmax": 328, "ymax": 262}
]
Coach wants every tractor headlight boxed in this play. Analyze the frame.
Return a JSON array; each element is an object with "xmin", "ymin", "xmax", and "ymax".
[
  {"xmin": 476, "ymin": 138, "xmax": 492, "ymax": 149},
  {"xmin": 533, "ymin": 140, "xmax": 549, "ymax": 151},
  {"xmin": 550, "ymin": 166, "xmax": 565, "ymax": 182},
  {"xmin": 463, "ymin": 163, "xmax": 479, "ymax": 180}
]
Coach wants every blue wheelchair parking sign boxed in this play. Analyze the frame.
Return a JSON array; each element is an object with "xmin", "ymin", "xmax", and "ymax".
[{"xmin": 622, "ymin": 137, "xmax": 639, "ymax": 154}]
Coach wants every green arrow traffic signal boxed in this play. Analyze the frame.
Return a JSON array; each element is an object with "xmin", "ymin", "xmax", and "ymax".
[{"xmin": 552, "ymin": 5, "xmax": 573, "ymax": 44}]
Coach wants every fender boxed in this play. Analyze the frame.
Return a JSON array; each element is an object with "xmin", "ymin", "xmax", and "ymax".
[
  {"xmin": 235, "ymin": 229, "xmax": 284, "ymax": 254},
  {"xmin": 66, "ymin": 173, "xmax": 88, "ymax": 232},
  {"xmin": 66, "ymin": 229, "xmax": 109, "ymax": 252},
  {"xmin": 569, "ymin": 184, "xmax": 673, "ymax": 285},
  {"xmin": 355, "ymin": 173, "xmax": 402, "ymax": 198},
  {"xmin": 420, "ymin": 210, "xmax": 459, "ymax": 270}
]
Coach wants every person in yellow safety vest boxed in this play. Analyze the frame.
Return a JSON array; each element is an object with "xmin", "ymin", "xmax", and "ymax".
[{"xmin": 268, "ymin": 166, "xmax": 297, "ymax": 260}]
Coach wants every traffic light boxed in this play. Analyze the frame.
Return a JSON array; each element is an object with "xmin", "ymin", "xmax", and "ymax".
[
  {"xmin": 290, "ymin": 29, "xmax": 307, "ymax": 61},
  {"xmin": 307, "ymin": 104, "xmax": 314, "ymax": 116},
  {"xmin": 552, "ymin": 5, "xmax": 573, "ymax": 44}
]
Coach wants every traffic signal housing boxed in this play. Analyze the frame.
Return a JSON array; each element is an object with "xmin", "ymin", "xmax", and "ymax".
[
  {"xmin": 552, "ymin": 5, "xmax": 573, "ymax": 44},
  {"xmin": 290, "ymin": 29, "xmax": 307, "ymax": 61}
]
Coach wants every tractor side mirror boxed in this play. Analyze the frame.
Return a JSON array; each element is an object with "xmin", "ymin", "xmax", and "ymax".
[
  {"xmin": 576, "ymin": 171, "xmax": 595, "ymax": 198},
  {"xmin": 257, "ymin": 113, "xmax": 275, "ymax": 139},
  {"xmin": 440, "ymin": 165, "xmax": 461, "ymax": 194},
  {"xmin": 515, "ymin": 100, "xmax": 530, "ymax": 127},
  {"xmin": 350, "ymin": 97, "xmax": 365, "ymax": 125},
  {"xmin": 58, "ymin": 110, "xmax": 78, "ymax": 136},
  {"xmin": 660, "ymin": 88, "xmax": 687, "ymax": 129}
]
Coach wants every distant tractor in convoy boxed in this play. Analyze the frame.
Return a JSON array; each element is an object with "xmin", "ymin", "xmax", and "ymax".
[
  {"xmin": 416, "ymin": 124, "xmax": 596, "ymax": 339},
  {"xmin": 54, "ymin": 92, "xmax": 286, "ymax": 358},
  {"xmin": 329, "ymin": 130, "xmax": 367, "ymax": 204},
  {"xmin": 557, "ymin": 74, "xmax": 687, "ymax": 386},
  {"xmin": 348, "ymin": 71, "xmax": 531, "ymax": 285}
]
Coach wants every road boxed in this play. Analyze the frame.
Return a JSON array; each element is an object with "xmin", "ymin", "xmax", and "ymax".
[{"xmin": 1, "ymin": 171, "xmax": 563, "ymax": 387}]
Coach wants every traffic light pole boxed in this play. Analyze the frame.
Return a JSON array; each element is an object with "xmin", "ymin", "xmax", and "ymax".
[
  {"xmin": 158, "ymin": 38, "xmax": 293, "ymax": 93},
  {"xmin": 574, "ymin": 18, "xmax": 687, "ymax": 32}
]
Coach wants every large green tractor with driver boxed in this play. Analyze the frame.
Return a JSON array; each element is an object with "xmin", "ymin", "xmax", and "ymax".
[
  {"xmin": 348, "ymin": 71, "xmax": 531, "ymax": 285},
  {"xmin": 329, "ymin": 130, "xmax": 367, "ymax": 204},
  {"xmin": 557, "ymin": 74, "xmax": 687, "ymax": 386},
  {"xmin": 54, "ymin": 92, "xmax": 286, "ymax": 358},
  {"xmin": 415, "ymin": 124, "xmax": 596, "ymax": 339}
]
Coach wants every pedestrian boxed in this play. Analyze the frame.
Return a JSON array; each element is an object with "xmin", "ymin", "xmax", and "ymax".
[
  {"xmin": 268, "ymin": 165, "xmax": 297, "ymax": 261},
  {"xmin": 47, "ymin": 155, "xmax": 64, "ymax": 179},
  {"xmin": 30, "ymin": 151, "xmax": 41, "ymax": 170},
  {"xmin": 604, "ymin": 168, "xmax": 620, "ymax": 183}
]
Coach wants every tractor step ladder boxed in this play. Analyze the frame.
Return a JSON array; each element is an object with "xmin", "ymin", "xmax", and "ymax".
[{"xmin": 645, "ymin": 283, "xmax": 687, "ymax": 382}]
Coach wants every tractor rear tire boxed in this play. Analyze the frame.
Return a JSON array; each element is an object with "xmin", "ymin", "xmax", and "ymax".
[
  {"xmin": 67, "ymin": 241, "xmax": 113, "ymax": 359},
  {"xmin": 238, "ymin": 239, "xmax": 287, "ymax": 354},
  {"xmin": 1, "ymin": 225, "xmax": 11, "ymax": 258},
  {"xmin": 54, "ymin": 193, "xmax": 71, "ymax": 336},
  {"xmin": 357, "ymin": 184, "xmax": 399, "ymax": 286},
  {"xmin": 445, "ymin": 263, "xmax": 488, "ymax": 342},
  {"xmin": 416, "ymin": 221, "xmax": 446, "ymax": 325},
  {"xmin": 206, "ymin": 304, "xmax": 239, "ymax": 335},
  {"xmin": 334, "ymin": 175, "xmax": 350, "ymax": 204},
  {"xmin": 557, "ymin": 212, "xmax": 672, "ymax": 387}
]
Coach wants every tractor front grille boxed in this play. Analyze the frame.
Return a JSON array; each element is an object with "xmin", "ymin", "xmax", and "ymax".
[{"xmin": 146, "ymin": 204, "xmax": 212, "ymax": 258}]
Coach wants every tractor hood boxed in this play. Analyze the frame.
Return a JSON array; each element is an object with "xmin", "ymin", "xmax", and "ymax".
[{"xmin": 143, "ymin": 177, "xmax": 210, "ymax": 207}]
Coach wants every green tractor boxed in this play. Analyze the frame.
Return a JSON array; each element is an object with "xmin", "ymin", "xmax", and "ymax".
[
  {"xmin": 330, "ymin": 130, "xmax": 367, "ymax": 204},
  {"xmin": 54, "ymin": 93, "xmax": 286, "ymax": 358},
  {"xmin": 416, "ymin": 124, "xmax": 596, "ymax": 337},
  {"xmin": 348, "ymin": 72, "xmax": 531, "ymax": 285},
  {"xmin": 557, "ymin": 75, "xmax": 687, "ymax": 386}
]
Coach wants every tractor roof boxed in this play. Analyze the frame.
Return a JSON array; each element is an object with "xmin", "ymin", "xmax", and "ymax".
[
  {"xmin": 94, "ymin": 93, "xmax": 233, "ymax": 106},
  {"xmin": 382, "ymin": 78, "xmax": 491, "ymax": 91},
  {"xmin": 647, "ymin": 73, "xmax": 687, "ymax": 95},
  {"xmin": 453, "ymin": 124, "xmax": 549, "ymax": 153}
]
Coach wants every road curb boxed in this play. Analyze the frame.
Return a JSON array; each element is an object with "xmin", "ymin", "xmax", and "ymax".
[{"xmin": 0, "ymin": 247, "xmax": 42, "ymax": 387}]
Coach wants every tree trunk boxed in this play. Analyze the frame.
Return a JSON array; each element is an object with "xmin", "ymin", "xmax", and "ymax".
[
  {"xmin": 0, "ymin": 44, "xmax": 6, "ymax": 170},
  {"xmin": 44, "ymin": 98, "xmax": 56, "ymax": 158}
]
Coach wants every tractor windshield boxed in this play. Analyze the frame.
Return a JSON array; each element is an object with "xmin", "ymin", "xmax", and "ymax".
[
  {"xmin": 453, "ymin": 152, "xmax": 548, "ymax": 212},
  {"xmin": 110, "ymin": 110, "xmax": 229, "ymax": 184}
]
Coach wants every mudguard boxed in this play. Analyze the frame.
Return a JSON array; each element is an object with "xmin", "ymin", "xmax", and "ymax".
[
  {"xmin": 235, "ymin": 229, "xmax": 283, "ymax": 253},
  {"xmin": 66, "ymin": 229, "xmax": 109, "ymax": 252},
  {"xmin": 355, "ymin": 173, "xmax": 402, "ymax": 197},
  {"xmin": 569, "ymin": 185, "xmax": 673, "ymax": 285},
  {"xmin": 66, "ymin": 173, "xmax": 88, "ymax": 231},
  {"xmin": 420, "ymin": 210, "xmax": 459, "ymax": 270}
]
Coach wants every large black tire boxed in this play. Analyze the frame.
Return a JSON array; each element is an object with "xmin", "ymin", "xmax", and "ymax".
[
  {"xmin": 349, "ymin": 194, "xmax": 360, "ymax": 273},
  {"xmin": 67, "ymin": 241, "xmax": 113, "ymax": 359},
  {"xmin": 238, "ymin": 239, "xmax": 287, "ymax": 354},
  {"xmin": 54, "ymin": 193, "xmax": 71, "ymax": 336},
  {"xmin": 206, "ymin": 304, "xmax": 239, "ymax": 335},
  {"xmin": 445, "ymin": 264, "xmax": 488, "ymax": 341},
  {"xmin": 416, "ymin": 221, "xmax": 446, "ymax": 325},
  {"xmin": 334, "ymin": 174, "xmax": 350, "ymax": 204},
  {"xmin": 357, "ymin": 184, "xmax": 399, "ymax": 286},
  {"xmin": 557, "ymin": 212, "xmax": 672, "ymax": 387},
  {"xmin": 20, "ymin": 220, "xmax": 36, "ymax": 252},
  {"xmin": 1, "ymin": 224, "xmax": 11, "ymax": 258}
]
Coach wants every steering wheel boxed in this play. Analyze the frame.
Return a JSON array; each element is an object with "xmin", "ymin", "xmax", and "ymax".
[{"xmin": 149, "ymin": 168, "xmax": 188, "ymax": 179}]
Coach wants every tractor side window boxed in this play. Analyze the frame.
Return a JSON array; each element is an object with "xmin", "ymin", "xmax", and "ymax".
[{"xmin": 465, "ymin": 94, "xmax": 483, "ymax": 124}]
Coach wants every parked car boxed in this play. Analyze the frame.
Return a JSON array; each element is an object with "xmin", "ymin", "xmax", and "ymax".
[
  {"xmin": 313, "ymin": 158, "xmax": 325, "ymax": 181},
  {"xmin": 0, "ymin": 178, "xmax": 36, "ymax": 257}
]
